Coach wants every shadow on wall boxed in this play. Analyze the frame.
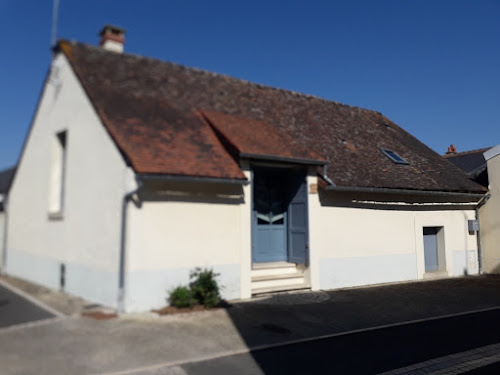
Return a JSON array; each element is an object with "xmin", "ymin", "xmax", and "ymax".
[
  {"xmin": 138, "ymin": 180, "xmax": 245, "ymax": 205},
  {"xmin": 318, "ymin": 189, "xmax": 477, "ymax": 212}
]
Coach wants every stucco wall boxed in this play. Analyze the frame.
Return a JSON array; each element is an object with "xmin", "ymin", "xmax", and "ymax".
[
  {"xmin": 480, "ymin": 148, "xmax": 500, "ymax": 273},
  {"xmin": 307, "ymin": 176, "xmax": 478, "ymax": 291},
  {"xmin": 0, "ymin": 211, "xmax": 4, "ymax": 270},
  {"xmin": 6, "ymin": 53, "xmax": 131, "ymax": 308},
  {"xmin": 125, "ymin": 180, "xmax": 249, "ymax": 312}
]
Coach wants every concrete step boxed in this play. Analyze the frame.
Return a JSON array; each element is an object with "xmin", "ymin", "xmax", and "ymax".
[
  {"xmin": 251, "ymin": 262, "xmax": 297, "ymax": 278},
  {"xmin": 251, "ymin": 273, "xmax": 305, "ymax": 290},
  {"xmin": 252, "ymin": 283, "xmax": 311, "ymax": 295}
]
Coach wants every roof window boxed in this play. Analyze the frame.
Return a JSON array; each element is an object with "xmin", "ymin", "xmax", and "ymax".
[{"xmin": 381, "ymin": 148, "xmax": 408, "ymax": 164}]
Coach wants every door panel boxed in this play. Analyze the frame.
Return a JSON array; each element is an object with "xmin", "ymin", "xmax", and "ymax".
[
  {"xmin": 252, "ymin": 169, "xmax": 288, "ymax": 263},
  {"xmin": 423, "ymin": 227, "xmax": 439, "ymax": 272},
  {"xmin": 287, "ymin": 172, "xmax": 308, "ymax": 265}
]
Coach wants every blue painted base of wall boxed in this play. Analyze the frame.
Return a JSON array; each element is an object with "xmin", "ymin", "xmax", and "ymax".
[
  {"xmin": 126, "ymin": 263, "xmax": 241, "ymax": 313},
  {"xmin": 6, "ymin": 248, "xmax": 119, "ymax": 309},
  {"xmin": 319, "ymin": 253, "xmax": 418, "ymax": 290},
  {"xmin": 452, "ymin": 250, "xmax": 479, "ymax": 276}
]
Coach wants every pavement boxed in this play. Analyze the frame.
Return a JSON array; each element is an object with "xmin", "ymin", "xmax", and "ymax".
[{"xmin": 1, "ymin": 274, "xmax": 500, "ymax": 374}]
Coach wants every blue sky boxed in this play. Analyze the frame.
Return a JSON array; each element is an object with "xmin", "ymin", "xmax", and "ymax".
[{"xmin": 1, "ymin": 1, "xmax": 499, "ymax": 171}]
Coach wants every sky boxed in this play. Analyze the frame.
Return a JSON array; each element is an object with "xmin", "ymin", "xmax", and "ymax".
[{"xmin": 0, "ymin": 0, "xmax": 499, "ymax": 171}]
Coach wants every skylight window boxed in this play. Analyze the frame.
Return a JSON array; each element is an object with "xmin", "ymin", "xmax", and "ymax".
[{"xmin": 381, "ymin": 148, "xmax": 408, "ymax": 165}]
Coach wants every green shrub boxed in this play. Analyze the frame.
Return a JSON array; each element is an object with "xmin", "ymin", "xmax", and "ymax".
[
  {"xmin": 189, "ymin": 268, "xmax": 221, "ymax": 308},
  {"xmin": 168, "ymin": 286, "xmax": 196, "ymax": 308}
]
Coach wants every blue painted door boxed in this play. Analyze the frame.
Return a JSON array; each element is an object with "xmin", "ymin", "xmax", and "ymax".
[
  {"xmin": 287, "ymin": 172, "xmax": 308, "ymax": 264},
  {"xmin": 423, "ymin": 227, "xmax": 439, "ymax": 272},
  {"xmin": 253, "ymin": 169, "xmax": 288, "ymax": 262},
  {"xmin": 252, "ymin": 168, "xmax": 309, "ymax": 264}
]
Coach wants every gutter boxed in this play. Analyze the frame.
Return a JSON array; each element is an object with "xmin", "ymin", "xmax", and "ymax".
[
  {"xmin": 117, "ymin": 179, "xmax": 142, "ymax": 314},
  {"xmin": 475, "ymin": 193, "xmax": 490, "ymax": 274},
  {"xmin": 239, "ymin": 153, "xmax": 326, "ymax": 166},
  {"xmin": 324, "ymin": 184, "xmax": 486, "ymax": 200},
  {"xmin": 138, "ymin": 173, "xmax": 249, "ymax": 185}
]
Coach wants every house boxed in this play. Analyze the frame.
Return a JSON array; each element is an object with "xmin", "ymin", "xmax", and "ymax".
[
  {"xmin": 4, "ymin": 26, "xmax": 487, "ymax": 312},
  {"xmin": 477, "ymin": 146, "xmax": 500, "ymax": 273},
  {"xmin": 443, "ymin": 145, "xmax": 491, "ymax": 188},
  {"xmin": 0, "ymin": 166, "xmax": 16, "ymax": 270}
]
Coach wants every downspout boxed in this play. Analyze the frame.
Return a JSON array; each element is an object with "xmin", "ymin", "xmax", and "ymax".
[
  {"xmin": 475, "ymin": 193, "xmax": 490, "ymax": 274},
  {"xmin": 321, "ymin": 165, "xmax": 335, "ymax": 186},
  {"xmin": 117, "ymin": 179, "xmax": 142, "ymax": 314},
  {"xmin": 1, "ymin": 196, "xmax": 8, "ymax": 274}
]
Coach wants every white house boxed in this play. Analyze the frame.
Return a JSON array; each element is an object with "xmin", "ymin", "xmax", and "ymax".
[
  {"xmin": 479, "ymin": 145, "xmax": 500, "ymax": 273},
  {"xmin": 0, "ymin": 166, "xmax": 15, "ymax": 270},
  {"xmin": 3, "ymin": 26, "xmax": 487, "ymax": 312}
]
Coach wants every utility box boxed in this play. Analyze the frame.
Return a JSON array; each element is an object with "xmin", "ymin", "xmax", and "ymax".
[{"xmin": 468, "ymin": 219, "xmax": 479, "ymax": 232}]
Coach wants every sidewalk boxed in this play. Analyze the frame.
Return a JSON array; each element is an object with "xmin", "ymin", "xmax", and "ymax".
[{"xmin": 1, "ymin": 274, "xmax": 500, "ymax": 374}]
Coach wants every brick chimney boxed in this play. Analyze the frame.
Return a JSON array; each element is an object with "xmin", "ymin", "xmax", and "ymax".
[
  {"xmin": 446, "ymin": 144, "xmax": 457, "ymax": 155},
  {"xmin": 99, "ymin": 25, "xmax": 126, "ymax": 53}
]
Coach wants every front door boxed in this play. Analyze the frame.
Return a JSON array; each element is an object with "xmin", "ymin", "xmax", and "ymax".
[
  {"xmin": 423, "ymin": 227, "xmax": 439, "ymax": 272},
  {"xmin": 253, "ymin": 169, "xmax": 288, "ymax": 262},
  {"xmin": 252, "ymin": 167, "xmax": 309, "ymax": 264}
]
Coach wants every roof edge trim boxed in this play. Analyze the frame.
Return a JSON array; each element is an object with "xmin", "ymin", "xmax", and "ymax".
[
  {"xmin": 240, "ymin": 152, "xmax": 327, "ymax": 166},
  {"xmin": 324, "ymin": 185, "xmax": 486, "ymax": 200},
  {"xmin": 137, "ymin": 173, "xmax": 249, "ymax": 185},
  {"xmin": 484, "ymin": 145, "xmax": 500, "ymax": 161}
]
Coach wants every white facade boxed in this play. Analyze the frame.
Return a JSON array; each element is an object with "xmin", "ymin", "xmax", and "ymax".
[
  {"xmin": 6, "ymin": 53, "xmax": 132, "ymax": 308},
  {"xmin": 307, "ymin": 180, "xmax": 479, "ymax": 292},
  {"xmin": 480, "ymin": 145, "xmax": 500, "ymax": 273},
  {"xmin": 4, "ymin": 51, "xmax": 482, "ymax": 313}
]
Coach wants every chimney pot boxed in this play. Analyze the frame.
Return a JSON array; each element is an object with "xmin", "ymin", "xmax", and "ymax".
[
  {"xmin": 446, "ymin": 144, "xmax": 457, "ymax": 155},
  {"xmin": 99, "ymin": 25, "xmax": 126, "ymax": 53}
]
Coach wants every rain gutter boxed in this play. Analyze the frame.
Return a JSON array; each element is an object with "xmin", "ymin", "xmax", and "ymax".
[
  {"xmin": 324, "ymin": 185, "xmax": 486, "ymax": 200},
  {"xmin": 240, "ymin": 153, "xmax": 326, "ymax": 166},
  {"xmin": 138, "ymin": 174, "xmax": 249, "ymax": 185}
]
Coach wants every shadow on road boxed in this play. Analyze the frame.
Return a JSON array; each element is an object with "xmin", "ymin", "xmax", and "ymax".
[{"xmin": 223, "ymin": 276, "xmax": 500, "ymax": 374}]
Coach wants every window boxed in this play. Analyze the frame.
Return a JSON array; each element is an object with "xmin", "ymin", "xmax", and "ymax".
[
  {"xmin": 381, "ymin": 148, "xmax": 408, "ymax": 164},
  {"xmin": 48, "ymin": 130, "xmax": 67, "ymax": 218}
]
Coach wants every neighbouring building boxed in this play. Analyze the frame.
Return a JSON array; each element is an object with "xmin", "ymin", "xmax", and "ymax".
[
  {"xmin": 3, "ymin": 26, "xmax": 487, "ymax": 312},
  {"xmin": 478, "ymin": 146, "xmax": 500, "ymax": 273},
  {"xmin": 0, "ymin": 166, "xmax": 16, "ymax": 271}
]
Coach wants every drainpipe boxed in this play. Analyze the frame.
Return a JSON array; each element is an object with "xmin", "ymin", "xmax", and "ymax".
[
  {"xmin": 117, "ymin": 179, "xmax": 142, "ymax": 314},
  {"xmin": 321, "ymin": 165, "xmax": 335, "ymax": 186},
  {"xmin": 1, "ymin": 196, "xmax": 8, "ymax": 274},
  {"xmin": 475, "ymin": 193, "xmax": 490, "ymax": 274}
]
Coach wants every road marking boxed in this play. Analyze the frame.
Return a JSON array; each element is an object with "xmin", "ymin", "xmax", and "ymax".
[
  {"xmin": 0, "ymin": 278, "xmax": 65, "ymax": 318},
  {"xmin": 99, "ymin": 305, "xmax": 500, "ymax": 375}
]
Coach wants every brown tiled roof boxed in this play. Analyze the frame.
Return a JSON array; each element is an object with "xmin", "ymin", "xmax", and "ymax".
[
  {"xmin": 201, "ymin": 111, "xmax": 325, "ymax": 164},
  {"xmin": 59, "ymin": 40, "xmax": 486, "ymax": 193}
]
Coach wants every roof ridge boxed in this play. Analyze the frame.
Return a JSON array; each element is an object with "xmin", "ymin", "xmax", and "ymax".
[
  {"xmin": 58, "ymin": 39, "xmax": 383, "ymax": 117},
  {"xmin": 443, "ymin": 147, "xmax": 492, "ymax": 158}
]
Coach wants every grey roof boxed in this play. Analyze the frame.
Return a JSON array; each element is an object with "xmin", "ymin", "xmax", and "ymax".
[{"xmin": 444, "ymin": 148, "xmax": 491, "ymax": 176}]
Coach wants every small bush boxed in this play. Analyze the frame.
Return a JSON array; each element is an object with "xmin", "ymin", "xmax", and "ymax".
[
  {"xmin": 189, "ymin": 268, "xmax": 221, "ymax": 308},
  {"xmin": 168, "ymin": 286, "xmax": 196, "ymax": 308}
]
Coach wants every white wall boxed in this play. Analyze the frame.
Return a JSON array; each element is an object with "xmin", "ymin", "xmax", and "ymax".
[
  {"xmin": 481, "ymin": 147, "xmax": 500, "ymax": 273},
  {"xmin": 6, "ymin": 53, "xmax": 131, "ymax": 308},
  {"xmin": 308, "ymin": 179, "xmax": 479, "ymax": 291},
  {"xmin": 125, "ymin": 180, "xmax": 249, "ymax": 312},
  {"xmin": 0, "ymin": 212, "xmax": 4, "ymax": 270}
]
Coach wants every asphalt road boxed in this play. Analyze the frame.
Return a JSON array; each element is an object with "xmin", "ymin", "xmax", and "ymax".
[
  {"xmin": 0, "ymin": 283, "xmax": 55, "ymax": 328},
  {"xmin": 181, "ymin": 308, "xmax": 500, "ymax": 375}
]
